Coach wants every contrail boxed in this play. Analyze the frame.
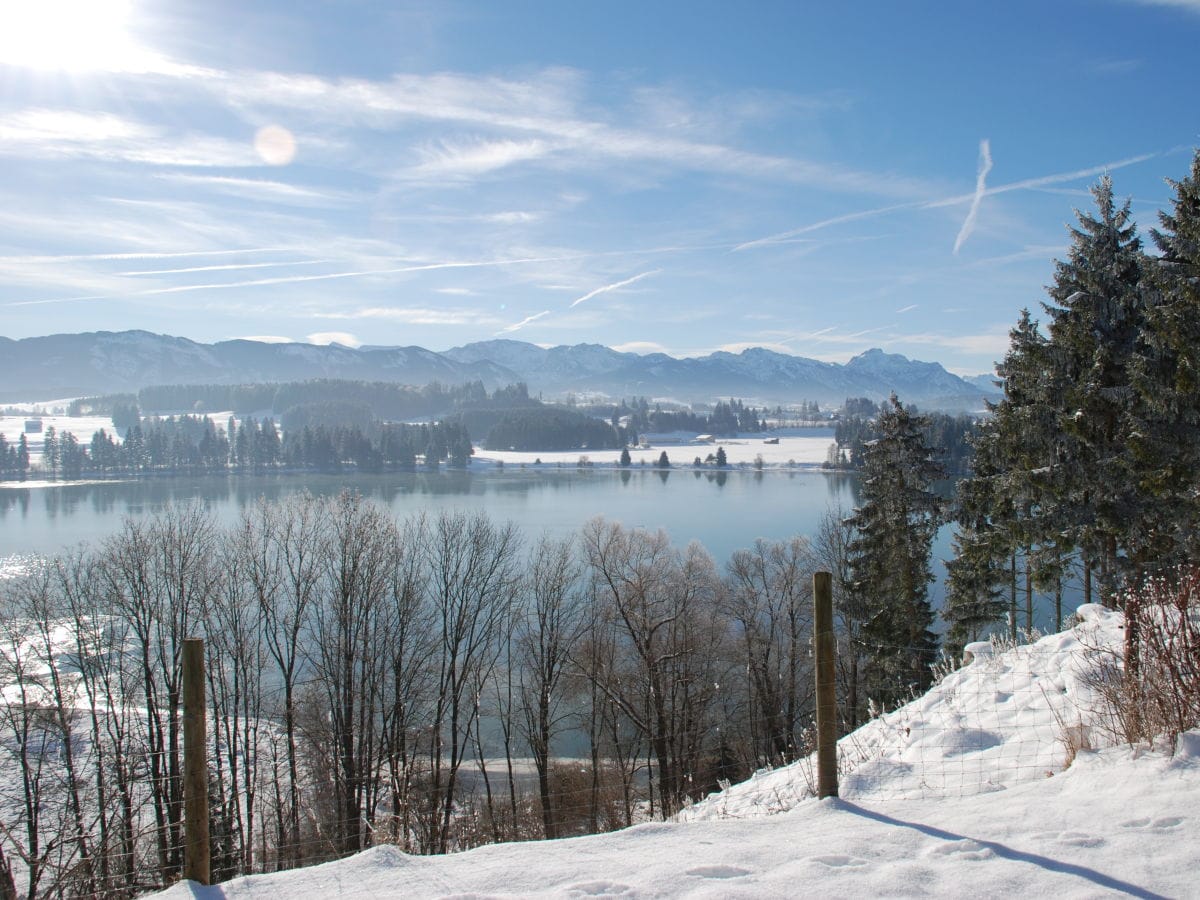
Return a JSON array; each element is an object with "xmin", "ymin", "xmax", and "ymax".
[
  {"xmin": 735, "ymin": 148, "xmax": 1167, "ymax": 252},
  {"xmin": 732, "ymin": 204, "xmax": 914, "ymax": 252},
  {"xmin": 0, "ymin": 248, "xmax": 288, "ymax": 264},
  {"xmin": 120, "ymin": 259, "xmax": 331, "ymax": 276},
  {"xmin": 5, "ymin": 255, "xmax": 580, "ymax": 306},
  {"xmin": 569, "ymin": 270, "xmax": 660, "ymax": 308},
  {"xmin": 925, "ymin": 149, "xmax": 1160, "ymax": 208},
  {"xmin": 954, "ymin": 138, "xmax": 993, "ymax": 254},
  {"xmin": 497, "ymin": 310, "xmax": 551, "ymax": 335}
]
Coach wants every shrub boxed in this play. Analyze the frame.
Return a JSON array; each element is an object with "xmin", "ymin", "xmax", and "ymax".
[{"xmin": 1088, "ymin": 567, "xmax": 1200, "ymax": 748}]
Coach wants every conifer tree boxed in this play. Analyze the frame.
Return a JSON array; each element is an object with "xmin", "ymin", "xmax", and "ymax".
[
  {"xmin": 979, "ymin": 309, "xmax": 1063, "ymax": 635},
  {"xmin": 1129, "ymin": 149, "xmax": 1200, "ymax": 570},
  {"xmin": 846, "ymin": 394, "xmax": 944, "ymax": 709},
  {"xmin": 1041, "ymin": 176, "xmax": 1146, "ymax": 601}
]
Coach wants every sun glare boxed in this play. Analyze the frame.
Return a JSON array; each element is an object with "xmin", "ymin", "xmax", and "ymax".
[{"xmin": 0, "ymin": 0, "xmax": 156, "ymax": 73}]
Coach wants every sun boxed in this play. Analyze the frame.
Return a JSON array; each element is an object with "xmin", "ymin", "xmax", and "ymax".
[{"xmin": 0, "ymin": 0, "xmax": 155, "ymax": 73}]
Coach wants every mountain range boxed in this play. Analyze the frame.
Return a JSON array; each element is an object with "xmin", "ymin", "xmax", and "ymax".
[{"xmin": 0, "ymin": 331, "xmax": 998, "ymax": 409}]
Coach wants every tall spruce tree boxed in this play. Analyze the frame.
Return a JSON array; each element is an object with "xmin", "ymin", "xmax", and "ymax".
[
  {"xmin": 978, "ymin": 309, "xmax": 1064, "ymax": 636},
  {"xmin": 846, "ymin": 394, "xmax": 944, "ymax": 710},
  {"xmin": 1129, "ymin": 149, "xmax": 1200, "ymax": 570},
  {"xmin": 1041, "ymin": 176, "xmax": 1146, "ymax": 602},
  {"xmin": 945, "ymin": 431, "xmax": 1010, "ymax": 651}
]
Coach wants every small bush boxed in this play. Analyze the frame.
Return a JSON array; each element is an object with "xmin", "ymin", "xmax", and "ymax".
[{"xmin": 1088, "ymin": 567, "xmax": 1200, "ymax": 749}]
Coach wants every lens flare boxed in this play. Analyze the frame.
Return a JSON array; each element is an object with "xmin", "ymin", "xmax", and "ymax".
[{"xmin": 254, "ymin": 125, "xmax": 297, "ymax": 166}]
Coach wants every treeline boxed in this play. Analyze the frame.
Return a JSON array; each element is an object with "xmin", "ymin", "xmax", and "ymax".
[
  {"xmin": 131, "ymin": 379, "xmax": 490, "ymax": 418},
  {"xmin": 0, "ymin": 433, "xmax": 31, "ymax": 481},
  {"xmin": 603, "ymin": 397, "xmax": 767, "ymax": 436},
  {"xmin": 37, "ymin": 416, "xmax": 473, "ymax": 479},
  {"xmin": 825, "ymin": 400, "xmax": 978, "ymax": 475},
  {"xmin": 0, "ymin": 497, "xmax": 883, "ymax": 897},
  {"xmin": 485, "ymin": 406, "xmax": 626, "ymax": 451},
  {"xmin": 945, "ymin": 153, "xmax": 1200, "ymax": 648}
]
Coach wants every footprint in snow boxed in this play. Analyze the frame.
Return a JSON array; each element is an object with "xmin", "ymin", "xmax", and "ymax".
[
  {"xmin": 686, "ymin": 865, "xmax": 751, "ymax": 879},
  {"xmin": 923, "ymin": 839, "xmax": 994, "ymax": 861},
  {"xmin": 810, "ymin": 854, "xmax": 869, "ymax": 868},
  {"xmin": 1120, "ymin": 816, "xmax": 1183, "ymax": 831},
  {"xmin": 1053, "ymin": 831, "xmax": 1106, "ymax": 848},
  {"xmin": 565, "ymin": 881, "xmax": 635, "ymax": 897}
]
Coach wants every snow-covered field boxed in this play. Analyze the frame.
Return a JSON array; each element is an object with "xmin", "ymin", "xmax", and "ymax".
[
  {"xmin": 154, "ymin": 606, "xmax": 1200, "ymax": 899},
  {"xmin": 475, "ymin": 432, "xmax": 836, "ymax": 468},
  {"xmin": 0, "ymin": 414, "xmax": 117, "ymax": 445}
]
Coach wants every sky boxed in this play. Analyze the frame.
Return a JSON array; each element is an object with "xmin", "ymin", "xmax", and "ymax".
[{"xmin": 0, "ymin": 1, "xmax": 1198, "ymax": 376}]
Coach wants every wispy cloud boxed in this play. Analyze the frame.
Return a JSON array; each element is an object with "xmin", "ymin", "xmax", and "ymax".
[
  {"xmin": 717, "ymin": 341, "xmax": 795, "ymax": 355},
  {"xmin": 306, "ymin": 332, "xmax": 361, "ymax": 347},
  {"xmin": 612, "ymin": 341, "xmax": 669, "ymax": 355},
  {"xmin": 1123, "ymin": 0, "xmax": 1200, "ymax": 13},
  {"xmin": 896, "ymin": 304, "xmax": 919, "ymax": 314},
  {"xmin": 232, "ymin": 335, "xmax": 294, "ymax": 344},
  {"xmin": 953, "ymin": 139, "xmax": 993, "ymax": 254},
  {"xmin": 154, "ymin": 174, "xmax": 354, "ymax": 206},
  {"xmin": 1087, "ymin": 58, "xmax": 1143, "ymax": 75},
  {"xmin": 316, "ymin": 307, "xmax": 501, "ymax": 326},
  {"xmin": 569, "ymin": 270, "xmax": 660, "ymax": 308},
  {"xmin": 206, "ymin": 67, "xmax": 937, "ymax": 197},
  {"xmin": 400, "ymin": 137, "xmax": 554, "ymax": 181},
  {"xmin": 0, "ymin": 108, "xmax": 257, "ymax": 167},
  {"xmin": 898, "ymin": 329, "xmax": 1013, "ymax": 357}
]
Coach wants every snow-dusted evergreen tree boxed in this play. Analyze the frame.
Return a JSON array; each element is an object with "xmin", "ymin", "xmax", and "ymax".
[
  {"xmin": 846, "ymin": 394, "xmax": 944, "ymax": 709},
  {"xmin": 1041, "ymin": 176, "xmax": 1146, "ymax": 602},
  {"xmin": 973, "ymin": 309, "xmax": 1067, "ymax": 635},
  {"xmin": 945, "ymin": 434, "xmax": 1010, "ymax": 652},
  {"xmin": 1129, "ymin": 149, "xmax": 1200, "ymax": 570}
]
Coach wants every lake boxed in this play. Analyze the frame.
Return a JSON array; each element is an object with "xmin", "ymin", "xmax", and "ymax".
[
  {"xmin": 3, "ymin": 458, "xmax": 1086, "ymax": 631},
  {"xmin": 0, "ymin": 464, "xmax": 993, "ymax": 621},
  {"xmin": 0, "ymin": 465, "xmax": 862, "ymax": 559}
]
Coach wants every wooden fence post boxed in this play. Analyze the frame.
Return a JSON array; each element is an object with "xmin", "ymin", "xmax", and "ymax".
[
  {"xmin": 813, "ymin": 572, "xmax": 839, "ymax": 799},
  {"xmin": 183, "ymin": 637, "xmax": 210, "ymax": 885}
]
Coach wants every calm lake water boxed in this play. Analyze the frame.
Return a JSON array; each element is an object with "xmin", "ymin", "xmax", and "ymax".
[
  {"xmin": 0, "ymin": 466, "xmax": 1025, "ymax": 627},
  {"xmin": 0, "ymin": 466, "xmax": 859, "ymax": 559}
]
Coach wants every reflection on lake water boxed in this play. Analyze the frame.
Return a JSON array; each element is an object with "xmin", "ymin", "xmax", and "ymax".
[
  {"xmin": 0, "ymin": 467, "xmax": 997, "ymax": 622},
  {"xmin": 1, "ymin": 466, "xmax": 859, "ymax": 561}
]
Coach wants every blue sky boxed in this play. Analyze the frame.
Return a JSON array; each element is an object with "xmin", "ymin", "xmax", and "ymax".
[{"xmin": 0, "ymin": 0, "xmax": 1197, "ymax": 375}]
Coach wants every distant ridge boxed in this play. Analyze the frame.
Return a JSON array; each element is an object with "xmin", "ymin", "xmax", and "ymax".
[{"xmin": 0, "ymin": 330, "xmax": 998, "ymax": 409}]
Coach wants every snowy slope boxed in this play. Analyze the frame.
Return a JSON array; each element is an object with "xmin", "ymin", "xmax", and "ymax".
[
  {"xmin": 681, "ymin": 605, "xmax": 1122, "ymax": 817},
  {"xmin": 154, "ymin": 605, "xmax": 1200, "ymax": 899}
]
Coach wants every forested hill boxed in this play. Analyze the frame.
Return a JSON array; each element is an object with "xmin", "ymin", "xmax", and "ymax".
[{"xmin": 0, "ymin": 330, "xmax": 995, "ymax": 409}]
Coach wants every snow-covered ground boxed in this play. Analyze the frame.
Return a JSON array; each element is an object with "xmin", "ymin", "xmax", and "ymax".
[
  {"xmin": 154, "ymin": 605, "xmax": 1200, "ymax": 898},
  {"xmin": 475, "ymin": 432, "xmax": 836, "ymax": 468},
  {"xmin": 680, "ymin": 611, "xmax": 1114, "ymax": 816},
  {"xmin": 0, "ymin": 414, "xmax": 118, "ymax": 447}
]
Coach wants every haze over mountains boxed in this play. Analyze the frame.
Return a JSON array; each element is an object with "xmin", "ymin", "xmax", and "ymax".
[{"xmin": 0, "ymin": 331, "xmax": 997, "ymax": 409}]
